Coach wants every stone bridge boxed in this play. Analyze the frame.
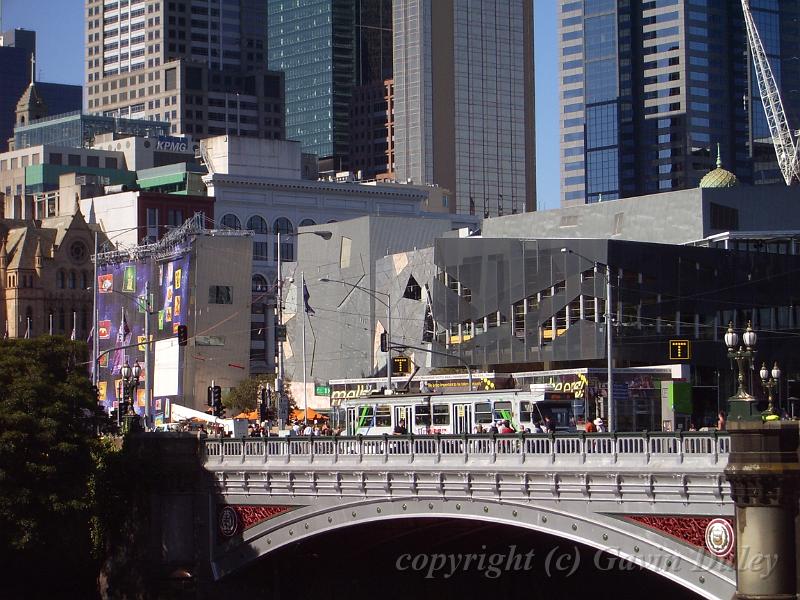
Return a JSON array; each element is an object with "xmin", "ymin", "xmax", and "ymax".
[{"xmin": 203, "ymin": 433, "xmax": 736, "ymax": 600}]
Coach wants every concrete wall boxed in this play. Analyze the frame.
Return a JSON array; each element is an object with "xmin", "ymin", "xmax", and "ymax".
[
  {"xmin": 184, "ymin": 234, "xmax": 253, "ymax": 410},
  {"xmin": 202, "ymin": 136, "xmax": 302, "ymax": 179},
  {"xmin": 482, "ymin": 186, "xmax": 800, "ymax": 244}
]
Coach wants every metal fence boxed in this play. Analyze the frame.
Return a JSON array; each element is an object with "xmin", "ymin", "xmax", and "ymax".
[{"xmin": 203, "ymin": 432, "xmax": 730, "ymax": 467}]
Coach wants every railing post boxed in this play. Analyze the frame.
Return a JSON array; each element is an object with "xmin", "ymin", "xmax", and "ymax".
[
  {"xmin": 435, "ymin": 433, "xmax": 441, "ymax": 464},
  {"xmin": 409, "ymin": 433, "xmax": 415, "ymax": 464},
  {"xmin": 463, "ymin": 432, "xmax": 469, "ymax": 464},
  {"xmin": 491, "ymin": 433, "xmax": 497, "ymax": 464},
  {"xmin": 383, "ymin": 433, "xmax": 389, "ymax": 464},
  {"xmin": 310, "ymin": 435, "xmax": 316, "ymax": 463},
  {"xmin": 334, "ymin": 435, "xmax": 340, "ymax": 462},
  {"xmin": 357, "ymin": 434, "xmax": 363, "ymax": 463}
]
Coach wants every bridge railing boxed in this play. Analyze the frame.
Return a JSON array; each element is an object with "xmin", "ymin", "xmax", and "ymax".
[{"xmin": 202, "ymin": 432, "xmax": 730, "ymax": 468}]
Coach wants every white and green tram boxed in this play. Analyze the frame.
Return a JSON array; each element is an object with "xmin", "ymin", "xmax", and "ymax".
[{"xmin": 341, "ymin": 388, "xmax": 578, "ymax": 435}]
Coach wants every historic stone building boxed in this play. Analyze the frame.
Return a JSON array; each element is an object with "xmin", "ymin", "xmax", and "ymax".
[{"xmin": 0, "ymin": 210, "xmax": 97, "ymax": 339}]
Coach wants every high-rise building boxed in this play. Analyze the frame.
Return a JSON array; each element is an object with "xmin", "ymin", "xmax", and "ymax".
[
  {"xmin": 0, "ymin": 29, "xmax": 82, "ymax": 151},
  {"xmin": 267, "ymin": 0, "xmax": 392, "ymax": 178},
  {"xmin": 558, "ymin": 0, "xmax": 800, "ymax": 206},
  {"xmin": 85, "ymin": 0, "xmax": 285, "ymax": 140},
  {"xmin": 392, "ymin": 0, "xmax": 536, "ymax": 217}
]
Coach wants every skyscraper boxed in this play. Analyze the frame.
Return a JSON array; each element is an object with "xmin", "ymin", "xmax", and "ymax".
[
  {"xmin": 268, "ymin": 0, "xmax": 393, "ymax": 178},
  {"xmin": 85, "ymin": 0, "xmax": 285, "ymax": 140},
  {"xmin": 393, "ymin": 0, "xmax": 536, "ymax": 217},
  {"xmin": 558, "ymin": 0, "xmax": 800, "ymax": 206}
]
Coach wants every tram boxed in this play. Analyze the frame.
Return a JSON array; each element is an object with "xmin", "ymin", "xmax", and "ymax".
[{"xmin": 341, "ymin": 387, "xmax": 578, "ymax": 435}]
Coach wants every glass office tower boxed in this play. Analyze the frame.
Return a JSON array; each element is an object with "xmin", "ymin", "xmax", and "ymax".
[
  {"xmin": 558, "ymin": 0, "xmax": 800, "ymax": 206},
  {"xmin": 268, "ymin": 0, "xmax": 353, "ymax": 169}
]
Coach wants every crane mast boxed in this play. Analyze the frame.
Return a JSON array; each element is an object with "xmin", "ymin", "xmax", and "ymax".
[{"xmin": 740, "ymin": 0, "xmax": 800, "ymax": 185}]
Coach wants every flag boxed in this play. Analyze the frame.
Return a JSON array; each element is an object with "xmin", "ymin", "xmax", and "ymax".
[
  {"xmin": 3, "ymin": 324, "xmax": 8, "ymax": 339},
  {"xmin": 111, "ymin": 310, "xmax": 131, "ymax": 375},
  {"xmin": 24, "ymin": 319, "xmax": 30, "ymax": 339},
  {"xmin": 87, "ymin": 325, "xmax": 94, "ymax": 345},
  {"xmin": 302, "ymin": 280, "xmax": 315, "ymax": 315}
]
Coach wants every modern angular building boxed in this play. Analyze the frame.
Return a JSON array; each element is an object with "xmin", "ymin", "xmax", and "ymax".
[
  {"xmin": 267, "ymin": 0, "xmax": 393, "ymax": 178},
  {"xmin": 558, "ymin": 0, "xmax": 800, "ymax": 206},
  {"xmin": 392, "ymin": 0, "xmax": 536, "ymax": 217},
  {"xmin": 85, "ymin": 0, "xmax": 284, "ymax": 140}
]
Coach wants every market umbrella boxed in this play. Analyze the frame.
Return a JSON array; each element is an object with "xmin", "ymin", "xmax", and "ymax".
[{"xmin": 290, "ymin": 407, "xmax": 328, "ymax": 422}]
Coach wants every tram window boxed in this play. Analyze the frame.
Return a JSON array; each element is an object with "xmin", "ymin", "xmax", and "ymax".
[
  {"xmin": 520, "ymin": 401, "xmax": 533, "ymax": 422},
  {"xmin": 356, "ymin": 405, "xmax": 374, "ymax": 427},
  {"xmin": 375, "ymin": 404, "xmax": 392, "ymax": 427},
  {"xmin": 432, "ymin": 404, "xmax": 450, "ymax": 425},
  {"xmin": 493, "ymin": 401, "xmax": 513, "ymax": 421},
  {"xmin": 475, "ymin": 402, "xmax": 493, "ymax": 423},
  {"xmin": 414, "ymin": 404, "xmax": 431, "ymax": 426}
]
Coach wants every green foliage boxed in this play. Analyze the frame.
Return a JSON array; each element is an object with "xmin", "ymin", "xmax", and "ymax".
[
  {"xmin": 0, "ymin": 337, "xmax": 99, "ymax": 596},
  {"xmin": 224, "ymin": 374, "xmax": 296, "ymax": 417}
]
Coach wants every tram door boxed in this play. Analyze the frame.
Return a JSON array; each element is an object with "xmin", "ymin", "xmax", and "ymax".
[
  {"xmin": 346, "ymin": 407, "xmax": 357, "ymax": 436},
  {"xmin": 452, "ymin": 403, "xmax": 472, "ymax": 434},
  {"xmin": 394, "ymin": 406, "xmax": 412, "ymax": 431}
]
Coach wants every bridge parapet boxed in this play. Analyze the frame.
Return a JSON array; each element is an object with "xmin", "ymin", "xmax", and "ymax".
[{"xmin": 203, "ymin": 432, "xmax": 730, "ymax": 471}]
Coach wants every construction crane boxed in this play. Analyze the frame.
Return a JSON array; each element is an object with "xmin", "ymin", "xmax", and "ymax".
[{"xmin": 741, "ymin": 0, "xmax": 800, "ymax": 185}]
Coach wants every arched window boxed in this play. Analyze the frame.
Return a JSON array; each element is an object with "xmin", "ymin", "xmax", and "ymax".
[
  {"xmin": 299, "ymin": 218, "xmax": 316, "ymax": 228},
  {"xmin": 248, "ymin": 215, "xmax": 269, "ymax": 261},
  {"xmin": 273, "ymin": 217, "xmax": 294, "ymax": 261},
  {"xmin": 68, "ymin": 271, "xmax": 77, "ymax": 289},
  {"xmin": 221, "ymin": 214, "xmax": 241, "ymax": 230},
  {"xmin": 247, "ymin": 215, "xmax": 268, "ymax": 234},
  {"xmin": 57, "ymin": 270, "xmax": 65, "ymax": 289},
  {"xmin": 252, "ymin": 274, "xmax": 268, "ymax": 293}
]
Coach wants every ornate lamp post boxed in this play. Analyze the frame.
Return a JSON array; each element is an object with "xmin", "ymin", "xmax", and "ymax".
[
  {"xmin": 724, "ymin": 321, "xmax": 759, "ymax": 420},
  {"xmin": 120, "ymin": 359, "xmax": 142, "ymax": 432},
  {"xmin": 759, "ymin": 361, "xmax": 781, "ymax": 417}
]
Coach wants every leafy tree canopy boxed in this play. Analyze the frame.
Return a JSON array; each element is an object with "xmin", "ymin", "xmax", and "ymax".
[
  {"xmin": 224, "ymin": 374, "xmax": 296, "ymax": 418},
  {"xmin": 0, "ymin": 337, "xmax": 99, "ymax": 595}
]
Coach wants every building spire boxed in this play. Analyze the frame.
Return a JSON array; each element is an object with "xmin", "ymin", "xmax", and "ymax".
[
  {"xmin": 30, "ymin": 52, "xmax": 35, "ymax": 85},
  {"xmin": 716, "ymin": 142, "xmax": 722, "ymax": 169}
]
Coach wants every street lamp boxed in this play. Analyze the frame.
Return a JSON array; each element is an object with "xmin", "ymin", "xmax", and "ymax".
[
  {"xmin": 561, "ymin": 247, "xmax": 615, "ymax": 431},
  {"xmin": 759, "ymin": 361, "xmax": 781, "ymax": 416},
  {"xmin": 319, "ymin": 277, "xmax": 392, "ymax": 392},
  {"xmin": 724, "ymin": 321, "xmax": 760, "ymax": 420},
  {"xmin": 275, "ymin": 229, "xmax": 332, "ymax": 428},
  {"xmin": 120, "ymin": 359, "xmax": 142, "ymax": 432}
]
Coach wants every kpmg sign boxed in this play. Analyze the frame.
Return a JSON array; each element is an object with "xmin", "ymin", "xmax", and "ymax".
[{"xmin": 156, "ymin": 136, "xmax": 191, "ymax": 152}]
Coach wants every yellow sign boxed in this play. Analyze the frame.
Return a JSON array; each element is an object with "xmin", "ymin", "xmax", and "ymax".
[
  {"xmin": 392, "ymin": 355, "xmax": 411, "ymax": 374},
  {"xmin": 669, "ymin": 339, "xmax": 691, "ymax": 360}
]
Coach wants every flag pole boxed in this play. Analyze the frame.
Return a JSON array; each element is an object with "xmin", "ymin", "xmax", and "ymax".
[{"xmin": 302, "ymin": 272, "xmax": 308, "ymax": 427}]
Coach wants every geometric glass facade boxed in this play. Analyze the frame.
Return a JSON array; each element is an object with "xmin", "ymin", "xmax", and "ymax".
[{"xmin": 559, "ymin": 0, "xmax": 800, "ymax": 206}]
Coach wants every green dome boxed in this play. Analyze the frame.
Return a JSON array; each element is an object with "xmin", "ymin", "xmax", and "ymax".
[{"xmin": 700, "ymin": 144, "xmax": 739, "ymax": 188}]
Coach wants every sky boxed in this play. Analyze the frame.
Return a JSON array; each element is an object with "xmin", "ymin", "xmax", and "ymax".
[{"xmin": 2, "ymin": 0, "xmax": 560, "ymax": 210}]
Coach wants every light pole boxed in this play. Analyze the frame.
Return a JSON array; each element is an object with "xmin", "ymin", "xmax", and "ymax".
[
  {"xmin": 561, "ymin": 248, "xmax": 615, "ymax": 431},
  {"xmin": 759, "ymin": 361, "xmax": 781, "ymax": 417},
  {"xmin": 319, "ymin": 277, "xmax": 392, "ymax": 391},
  {"xmin": 275, "ymin": 229, "xmax": 331, "ymax": 428},
  {"xmin": 120, "ymin": 359, "xmax": 142, "ymax": 432},
  {"xmin": 723, "ymin": 321, "xmax": 759, "ymax": 420}
]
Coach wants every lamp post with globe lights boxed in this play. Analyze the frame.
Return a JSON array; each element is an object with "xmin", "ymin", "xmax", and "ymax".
[
  {"xmin": 120, "ymin": 359, "xmax": 142, "ymax": 432},
  {"xmin": 723, "ymin": 321, "xmax": 760, "ymax": 420},
  {"xmin": 759, "ymin": 362, "xmax": 781, "ymax": 417}
]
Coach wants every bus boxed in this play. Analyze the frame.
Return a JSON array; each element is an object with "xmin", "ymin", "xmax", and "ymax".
[{"xmin": 341, "ymin": 387, "xmax": 577, "ymax": 435}]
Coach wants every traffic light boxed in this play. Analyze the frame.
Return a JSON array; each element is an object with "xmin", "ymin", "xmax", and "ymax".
[
  {"xmin": 380, "ymin": 330, "xmax": 389, "ymax": 353},
  {"xmin": 177, "ymin": 324, "xmax": 188, "ymax": 346},
  {"xmin": 207, "ymin": 386, "xmax": 214, "ymax": 407},
  {"xmin": 211, "ymin": 385, "xmax": 224, "ymax": 417}
]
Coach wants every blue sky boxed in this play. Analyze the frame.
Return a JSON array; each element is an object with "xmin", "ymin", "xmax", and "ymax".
[{"xmin": 3, "ymin": 0, "xmax": 560, "ymax": 210}]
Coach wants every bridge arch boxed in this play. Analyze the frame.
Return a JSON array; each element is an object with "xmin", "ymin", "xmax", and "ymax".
[{"xmin": 213, "ymin": 497, "xmax": 735, "ymax": 600}]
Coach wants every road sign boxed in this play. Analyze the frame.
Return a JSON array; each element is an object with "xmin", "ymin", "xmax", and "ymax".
[
  {"xmin": 669, "ymin": 339, "xmax": 691, "ymax": 360},
  {"xmin": 315, "ymin": 385, "xmax": 331, "ymax": 396},
  {"xmin": 392, "ymin": 354, "xmax": 411, "ymax": 374},
  {"xmin": 275, "ymin": 325, "xmax": 287, "ymax": 342}
]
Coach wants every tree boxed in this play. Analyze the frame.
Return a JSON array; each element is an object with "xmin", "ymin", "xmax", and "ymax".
[
  {"xmin": 224, "ymin": 374, "xmax": 296, "ymax": 418},
  {"xmin": 0, "ymin": 337, "xmax": 99, "ymax": 597}
]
